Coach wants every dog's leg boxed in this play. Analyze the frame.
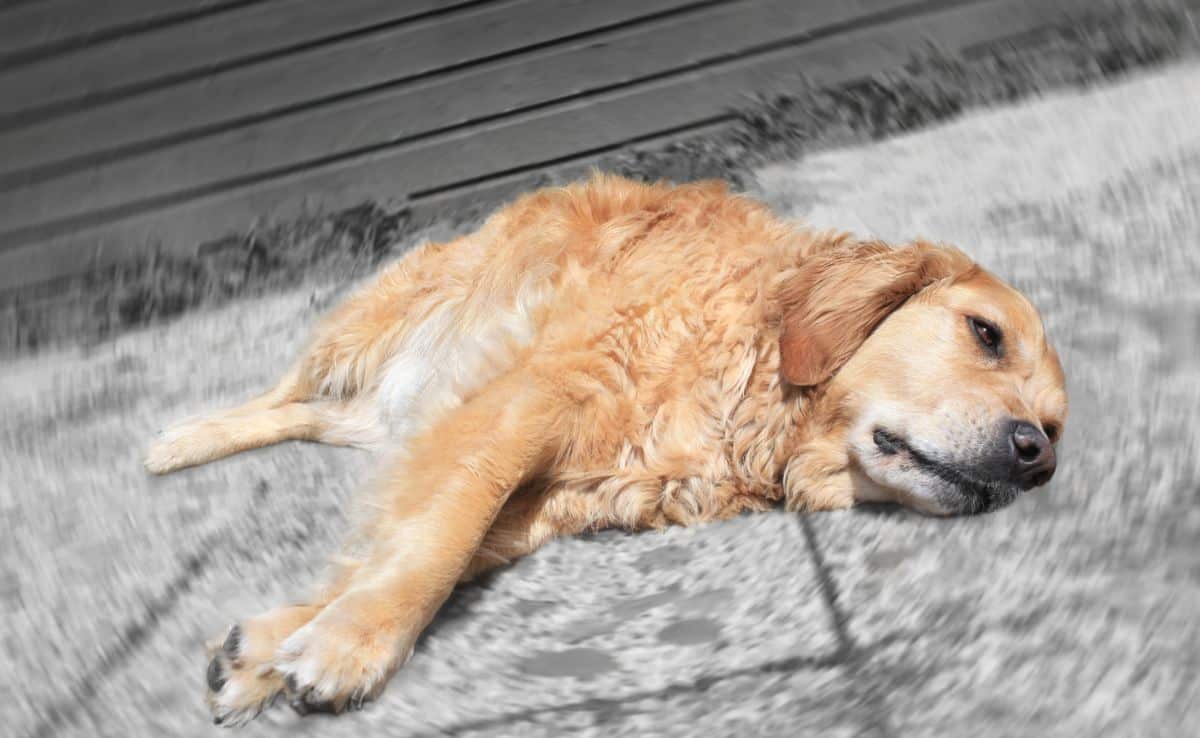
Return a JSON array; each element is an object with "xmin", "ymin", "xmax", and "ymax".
[
  {"xmin": 146, "ymin": 238, "xmax": 484, "ymax": 474},
  {"xmin": 143, "ymin": 397, "xmax": 371, "ymax": 474},
  {"xmin": 210, "ymin": 488, "xmax": 580, "ymax": 722},
  {"xmin": 142, "ymin": 263, "xmax": 426, "ymax": 475},
  {"xmin": 460, "ymin": 487, "xmax": 585, "ymax": 582},
  {"xmin": 206, "ymin": 476, "xmax": 570, "ymax": 723},
  {"xmin": 271, "ymin": 370, "xmax": 563, "ymax": 713},
  {"xmin": 143, "ymin": 360, "xmax": 320, "ymax": 474}
]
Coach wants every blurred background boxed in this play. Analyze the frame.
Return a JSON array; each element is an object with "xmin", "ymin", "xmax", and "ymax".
[{"xmin": 1, "ymin": 0, "xmax": 1197, "ymax": 735}]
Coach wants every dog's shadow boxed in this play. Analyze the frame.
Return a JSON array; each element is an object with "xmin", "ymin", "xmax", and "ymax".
[
  {"xmin": 419, "ymin": 505, "xmax": 909, "ymax": 647},
  {"xmin": 419, "ymin": 528, "xmax": 632, "ymax": 644},
  {"xmin": 849, "ymin": 501, "xmax": 909, "ymax": 518}
]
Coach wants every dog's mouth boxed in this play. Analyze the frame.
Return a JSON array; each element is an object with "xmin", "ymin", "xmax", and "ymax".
[{"xmin": 871, "ymin": 428, "xmax": 1018, "ymax": 515}]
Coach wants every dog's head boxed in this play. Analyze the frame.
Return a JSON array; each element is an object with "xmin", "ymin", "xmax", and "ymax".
[{"xmin": 781, "ymin": 239, "xmax": 1066, "ymax": 515}]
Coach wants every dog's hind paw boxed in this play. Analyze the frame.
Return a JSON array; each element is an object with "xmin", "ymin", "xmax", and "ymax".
[
  {"xmin": 144, "ymin": 425, "xmax": 198, "ymax": 474},
  {"xmin": 144, "ymin": 417, "xmax": 229, "ymax": 474}
]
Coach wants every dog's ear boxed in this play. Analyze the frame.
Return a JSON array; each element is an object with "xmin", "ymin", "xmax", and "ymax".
[{"xmin": 779, "ymin": 240, "xmax": 974, "ymax": 387}]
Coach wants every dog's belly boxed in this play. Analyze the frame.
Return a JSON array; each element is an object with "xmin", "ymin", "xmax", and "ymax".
[{"xmin": 371, "ymin": 284, "xmax": 550, "ymax": 447}]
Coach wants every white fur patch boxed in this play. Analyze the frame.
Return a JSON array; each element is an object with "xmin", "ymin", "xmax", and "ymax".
[{"xmin": 372, "ymin": 275, "xmax": 550, "ymax": 447}]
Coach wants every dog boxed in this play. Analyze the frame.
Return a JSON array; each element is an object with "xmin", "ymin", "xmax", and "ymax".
[{"xmin": 145, "ymin": 174, "xmax": 1067, "ymax": 724}]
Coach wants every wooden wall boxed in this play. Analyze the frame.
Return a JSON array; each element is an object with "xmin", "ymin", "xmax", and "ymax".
[{"xmin": 0, "ymin": 0, "xmax": 1102, "ymax": 291}]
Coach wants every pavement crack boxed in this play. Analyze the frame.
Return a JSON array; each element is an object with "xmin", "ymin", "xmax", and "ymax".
[
  {"xmin": 418, "ymin": 650, "xmax": 846, "ymax": 737},
  {"xmin": 26, "ymin": 526, "xmax": 225, "ymax": 738},
  {"xmin": 798, "ymin": 515, "xmax": 896, "ymax": 738},
  {"xmin": 799, "ymin": 515, "xmax": 855, "ymax": 654}
]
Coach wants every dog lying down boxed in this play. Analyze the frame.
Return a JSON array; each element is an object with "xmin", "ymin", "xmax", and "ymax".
[{"xmin": 145, "ymin": 174, "xmax": 1066, "ymax": 724}]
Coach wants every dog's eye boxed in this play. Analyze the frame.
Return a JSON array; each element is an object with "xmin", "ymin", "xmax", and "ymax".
[{"xmin": 967, "ymin": 316, "xmax": 1002, "ymax": 356}]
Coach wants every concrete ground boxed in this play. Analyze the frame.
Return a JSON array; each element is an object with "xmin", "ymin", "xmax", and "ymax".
[{"xmin": 3, "ymin": 61, "xmax": 1198, "ymax": 737}]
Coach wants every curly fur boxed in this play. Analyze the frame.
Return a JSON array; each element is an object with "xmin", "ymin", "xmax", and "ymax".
[{"xmin": 145, "ymin": 173, "xmax": 1066, "ymax": 723}]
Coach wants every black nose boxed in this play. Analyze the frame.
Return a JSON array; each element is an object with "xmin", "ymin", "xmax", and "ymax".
[{"xmin": 1010, "ymin": 421, "xmax": 1056, "ymax": 489}]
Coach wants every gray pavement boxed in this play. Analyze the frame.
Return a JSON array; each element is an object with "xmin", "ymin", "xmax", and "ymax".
[{"xmin": 3, "ymin": 62, "xmax": 1199, "ymax": 737}]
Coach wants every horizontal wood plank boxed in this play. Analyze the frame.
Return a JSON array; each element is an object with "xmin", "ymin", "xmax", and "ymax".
[
  {"xmin": 0, "ymin": 0, "xmax": 247, "ymax": 62},
  {"xmin": 0, "ymin": 0, "xmax": 1101, "ymax": 291},
  {"xmin": 0, "ymin": 0, "xmax": 925, "ymax": 232},
  {"xmin": 0, "ymin": 0, "xmax": 702, "ymax": 149},
  {"xmin": 0, "ymin": 0, "xmax": 472, "ymax": 118}
]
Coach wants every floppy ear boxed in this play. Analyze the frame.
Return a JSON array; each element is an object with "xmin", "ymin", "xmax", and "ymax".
[{"xmin": 779, "ymin": 240, "xmax": 974, "ymax": 387}]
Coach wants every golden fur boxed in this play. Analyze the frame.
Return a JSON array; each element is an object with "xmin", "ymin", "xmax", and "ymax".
[{"xmin": 145, "ymin": 174, "xmax": 1067, "ymax": 724}]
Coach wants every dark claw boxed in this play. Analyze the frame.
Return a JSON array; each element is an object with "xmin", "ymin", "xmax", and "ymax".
[
  {"xmin": 206, "ymin": 656, "xmax": 227, "ymax": 693},
  {"xmin": 213, "ymin": 715, "xmax": 224, "ymax": 726},
  {"xmin": 283, "ymin": 672, "xmax": 299, "ymax": 695},
  {"xmin": 222, "ymin": 625, "xmax": 242, "ymax": 659},
  {"xmin": 286, "ymin": 684, "xmax": 341, "ymax": 716},
  {"xmin": 305, "ymin": 698, "xmax": 340, "ymax": 715}
]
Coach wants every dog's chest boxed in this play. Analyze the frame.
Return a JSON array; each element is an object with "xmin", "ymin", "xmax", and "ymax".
[{"xmin": 548, "ymin": 329, "xmax": 798, "ymax": 528}]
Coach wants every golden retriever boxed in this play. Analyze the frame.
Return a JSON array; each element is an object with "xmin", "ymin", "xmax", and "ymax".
[{"xmin": 144, "ymin": 174, "xmax": 1067, "ymax": 724}]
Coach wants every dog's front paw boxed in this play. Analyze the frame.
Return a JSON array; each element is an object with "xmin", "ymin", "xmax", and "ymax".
[
  {"xmin": 205, "ymin": 606, "xmax": 316, "ymax": 726},
  {"xmin": 275, "ymin": 596, "xmax": 417, "ymax": 715}
]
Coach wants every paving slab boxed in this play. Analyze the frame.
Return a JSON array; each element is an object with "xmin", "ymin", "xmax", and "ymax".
[
  {"xmin": 756, "ymin": 61, "xmax": 1200, "ymax": 735},
  {"xmin": 4, "ymin": 59, "xmax": 1200, "ymax": 738}
]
